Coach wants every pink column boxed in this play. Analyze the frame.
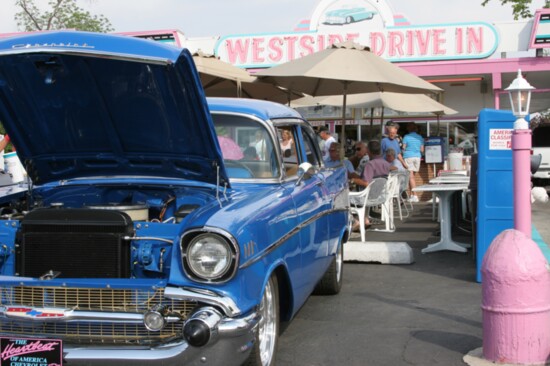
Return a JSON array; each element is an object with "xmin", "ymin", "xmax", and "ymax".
[
  {"xmin": 512, "ymin": 129, "xmax": 532, "ymax": 237},
  {"xmin": 482, "ymin": 229, "xmax": 550, "ymax": 364}
]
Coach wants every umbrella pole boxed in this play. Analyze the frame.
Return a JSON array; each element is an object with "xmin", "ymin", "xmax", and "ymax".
[
  {"xmin": 380, "ymin": 107, "xmax": 385, "ymax": 136},
  {"xmin": 369, "ymin": 107, "xmax": 374, "ymax": 140},
  {"xmin": 341, "ymin": 81, "xmax": 348, "ymax": 157}
]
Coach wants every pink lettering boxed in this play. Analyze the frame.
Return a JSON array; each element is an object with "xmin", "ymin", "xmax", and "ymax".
[
  {"xmin": 432, "ymin": 29, "xmax": 446, "ymax": 55},
  {"xmin": 455, "ymin": 27, "xmax": 463, "ymax": 54},
  {"xmin": 316, "ymin": 34, "xmax": 325, "ymax": 52},
  {"xmin": 415, "ymin": 30, "xmax": 430, "ymax": 55},
  {"xmin": 285, "ymin": 36, "xmax": 298, "ymax": 61},
  {"xmin": 467, "ymin": 27, "xmax": 483, "ymax": 53},
  {"xmin": 299, "ymin": 35, "xmax": 315, "ymax": 57},
  {"xmin": 225, "ymin": 39, "xmax": 249, "ymax": 64},
  {"xmin": 268, "ymin": 37, "xmax": 283, "ymax": 62},
  {"xmin": 388, "ymin": 31, "xmax": 405, "ymax": 57},
  {"xmin": 345, "ymin": 33, "xmax": 360, "ymax": 43},
  {"xmin": 252, "ymin": 38, "xmax": 265, "ymax": 63},
  {"xmin": 1, "ymin": 340, "xmax": 58, "ymax": 361},
  {"xmin": 369, "ymin": 32, "xmax": 385, "ymax": 56},
  {"xmin": 406, "ymin": 30, "xmax": 414, "ymax": 56},
  {"xmin": 328, "ymin": 34, "xmax": 344, "ymax": 46}
]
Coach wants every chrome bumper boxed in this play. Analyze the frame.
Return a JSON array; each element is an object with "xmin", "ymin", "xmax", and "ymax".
[
  {"xmin": 0, "ymin": 285, "xmax": 260, "ymax": 365},
  {"xmin": 62, "ymin": 310, "xmax": 260, "ymax": 366}
]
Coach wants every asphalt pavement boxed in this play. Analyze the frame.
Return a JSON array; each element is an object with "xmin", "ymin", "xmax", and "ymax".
[{"xmin": 276, "ymin": 198, "xmax": 550, "ymax": 366}]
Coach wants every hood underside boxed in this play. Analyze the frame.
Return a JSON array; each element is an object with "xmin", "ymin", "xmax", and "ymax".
[{"xmin": 0, "ymin": 31, "xmax": 228, "ymax": 186}]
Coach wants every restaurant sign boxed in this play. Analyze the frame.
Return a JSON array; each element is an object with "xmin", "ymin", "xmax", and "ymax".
[{"xmin": 215, "ymin": 0, "xmax": 499, "ymax": 68}]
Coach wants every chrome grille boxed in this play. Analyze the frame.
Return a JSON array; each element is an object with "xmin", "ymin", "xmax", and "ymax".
[{"xmin": 0, "ymin": 286, "xmax": 197, "ymax": 345}]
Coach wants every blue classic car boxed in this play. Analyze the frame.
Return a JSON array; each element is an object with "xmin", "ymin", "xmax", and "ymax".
[
  {"xmin": 0, "ymin": 32, "xmax": 349, "ymax": 365},
  {"xmin": 323, "ymin": 7, "xmax": 377, "ymax": 25}
]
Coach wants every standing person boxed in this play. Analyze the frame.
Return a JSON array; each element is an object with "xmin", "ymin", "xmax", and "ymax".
[
  {"xmin": 318, "ymin": 126, "xmax": 336, "ymax": 162},
  {"xmin": 251, "ymin": 130, "xmax": 267, "ymax": 160},
  {"xmin": 0, "ymin": 134, "xmax": 10, "ymax": 171},
  {"xmin": 402, "ymin": 122, "xmax": 424, "ymax": 202},
  {"xmin": 382, "ymin": 123, "xmax": 407, "ymax": 169}
]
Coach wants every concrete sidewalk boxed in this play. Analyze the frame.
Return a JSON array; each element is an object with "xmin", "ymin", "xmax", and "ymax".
[{"xmin": 348, "ymin": 199, "xmax": 550, "ymax": 264}]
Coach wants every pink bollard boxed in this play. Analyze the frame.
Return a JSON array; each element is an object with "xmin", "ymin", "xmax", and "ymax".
[{"xmin": 482, "ymin": 229, "xmax": 550, "ymax": 365}]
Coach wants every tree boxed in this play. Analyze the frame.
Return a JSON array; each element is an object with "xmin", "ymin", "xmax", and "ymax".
[
  {"xmin": 482, "ymin": 0, "xmax": 550, "ymax": 20},
  {"xmin": 14, "ymin": 0, "xmax": 113, "ymax": 32}
]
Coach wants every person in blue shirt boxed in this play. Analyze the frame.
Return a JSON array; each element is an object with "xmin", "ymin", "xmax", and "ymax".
[
  {"xmin": 381, "ymin": 123, "xmax": 407, "ymax": 170},
  {"xmin": 385, "ymin": 148, "xmax": 404, "ymax": 171},
  {"xmin": 402, "ymin": 122, "xmax": 425, "ymax": 202}
]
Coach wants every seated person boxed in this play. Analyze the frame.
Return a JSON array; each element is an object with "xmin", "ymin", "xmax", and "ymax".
[
  {"xmin": 243, "ymin": 146, "xmax": 259, "ymax": 160},
  {"xmin": 385, "ymin": 148, "xmax": 404, "ymax": 171},
  {"xmin": 350, "ymin": 140, "xmax": 392, "ymax": 230}
]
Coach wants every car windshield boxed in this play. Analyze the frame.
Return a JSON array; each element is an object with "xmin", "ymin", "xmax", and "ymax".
[{"xmin": 211, "ymin": 114, "xmax": 280, "ymax": 179}]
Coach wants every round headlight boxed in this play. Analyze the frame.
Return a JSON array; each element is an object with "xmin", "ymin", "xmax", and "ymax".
[{"xmin": 186, "ymin": 234, "xmax": 233, "ymax": 280}]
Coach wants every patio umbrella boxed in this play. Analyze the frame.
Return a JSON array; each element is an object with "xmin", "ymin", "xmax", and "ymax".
[
  {"xmin": 193, "ymin": 52, "xmax": 304, "ymax": 104},
  {"xmin": 255, "ymin": 41, "xmax": 441, "ymax": 151},
  {"xmin": 204, "ymin": 78, "xmax": 305, "ymax": 104},
  {"xmin": 292, "ymin": 91, "xmax": 457, "ymax": 139},
  {"xmin": 292, "ymin": 91, "xmax": 457, "ymax": 114},
  {"xmin": 192, "ymin": 51, "xmax": 256, "ymax": 91}
]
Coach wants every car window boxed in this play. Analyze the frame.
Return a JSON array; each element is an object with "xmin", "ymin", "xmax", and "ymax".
[
  {"xmin": 277, "ymin": 126, "xmax": 299, "ymax": 177},
  {"xmin": 211, "ymin": 113, "xmax": 280, "ymax": 179},
  {"xmin": 301, "ymin": 127, "xmax": 322, "ymax": 167}
]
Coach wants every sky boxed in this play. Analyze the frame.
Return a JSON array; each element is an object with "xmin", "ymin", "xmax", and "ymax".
[{"xmin": 0, "ymin": 0, "xmax": 547, "ymax": 37}]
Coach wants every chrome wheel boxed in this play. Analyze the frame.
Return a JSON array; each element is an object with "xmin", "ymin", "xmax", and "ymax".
[
  {"xmin": 257, "ymin": 275, "xmax": 278, "ymax": 365},
  {"xmin": 335, "ymin": 242, "xmax": 343, "ymax": 284}
]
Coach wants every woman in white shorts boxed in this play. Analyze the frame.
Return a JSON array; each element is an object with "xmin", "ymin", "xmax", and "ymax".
[{"xmin": 402, "ymin": 123, "xmax": 424, "ymax": 202}]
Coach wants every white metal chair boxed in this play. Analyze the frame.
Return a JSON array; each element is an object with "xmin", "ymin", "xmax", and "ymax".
[
  {"xmin": 371, "ymin": 174, "xmax": 397, "ymax": 233},
  {"xmin": 349, "ymin": 184, "xmax": 373, "ymax": 242},
  {"xmin": 391, "ymin": 171, "xmax": 412, "ymax": 220}
]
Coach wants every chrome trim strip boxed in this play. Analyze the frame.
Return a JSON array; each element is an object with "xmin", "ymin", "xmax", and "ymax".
[
  {"xmin": 163, "ymin": 286, "xmax": 241, "ymax": 317},
  {"xmin": 239, "ymin": 206, "xmax": 348, "ymax": 269},
  {"xmin": 0, "ymin": 306, "xmax": 182, "ymax": 323}
]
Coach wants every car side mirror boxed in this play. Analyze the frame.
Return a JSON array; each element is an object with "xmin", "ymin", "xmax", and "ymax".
[{"xmin": 296, "ymin": 162, "xmax": 317, "ymax": 185}]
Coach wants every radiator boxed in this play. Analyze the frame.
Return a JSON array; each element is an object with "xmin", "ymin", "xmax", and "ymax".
[{"xmin": 16, "ymin": 208, "xmax": 134, "ymax": 278}]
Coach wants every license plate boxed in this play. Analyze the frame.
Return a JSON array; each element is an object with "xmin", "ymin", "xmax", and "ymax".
[{"xmin": 0, "ymin": 337, "xmax": 62, "ymax": 366}]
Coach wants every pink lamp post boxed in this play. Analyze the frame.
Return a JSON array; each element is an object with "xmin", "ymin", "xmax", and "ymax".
[
  {"xmin": 479, "ymin": 70, "xmax": 550, "ymax": 365},
  {"xmin": 505, "ymin": 69, "xmax": 535, "ymax": 237}
]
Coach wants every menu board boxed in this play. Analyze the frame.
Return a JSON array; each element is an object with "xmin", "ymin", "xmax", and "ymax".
[{"xmin": 424, "ymin": 137, "xmax": 444, "ymax": 164}]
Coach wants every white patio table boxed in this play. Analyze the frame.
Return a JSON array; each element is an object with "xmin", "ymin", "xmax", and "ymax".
[
  {"xmin": 429, "ymin": 176, "xmax": 470, "ymax": 184},
  {"xmin": 413, "ymin": 183, "xmax": 470, "ymax": 253}
]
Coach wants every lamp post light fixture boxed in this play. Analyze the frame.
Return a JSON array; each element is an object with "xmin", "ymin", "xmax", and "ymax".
[
  {"xmin": 505, "ymin": 69, "xmax": 535, "ymax": 236},
  {"xmin": 505, "ymin": 69, "xmax": 534, "ymax": 129}
]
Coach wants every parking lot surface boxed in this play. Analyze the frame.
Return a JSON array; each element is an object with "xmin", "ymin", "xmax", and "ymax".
[{"xmin": 276, "ymin": 200, "xmax": 550, "ymax": 366}]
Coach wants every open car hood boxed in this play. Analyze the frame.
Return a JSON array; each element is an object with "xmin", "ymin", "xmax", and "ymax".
[{"xmin": 0, "ymin": 31, "xmax": 228, "ymax": 186}]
